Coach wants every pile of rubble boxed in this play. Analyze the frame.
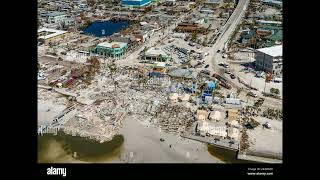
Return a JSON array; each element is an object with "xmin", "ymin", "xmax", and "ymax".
[
  {"xmin": 38, "ymin": 89, "xmax": 68, "ymax": 106},
  {"xmin": 240, "ymin": 129, "xmax": 250, "ymax": 151},
  {"xmin": 262, "ymin": 108, "xmax": 282, "ymax": 120},
  {"xmin": 62, "ymin": 98, "xmax": 127, "ymax": 143},
  {"xmin": 253, "ymin": 98, "xmax": 265, "ymax": 108},
  {"xmin": 153, "ymin": 103, "xmax": 194, "ymax": 135}
]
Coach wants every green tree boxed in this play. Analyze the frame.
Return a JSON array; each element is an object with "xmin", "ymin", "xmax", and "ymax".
[
  {"xmin": 191, "ymin": 32, "xmax": 197, "ymax": 42},
  {"xmin": 219, "ymin": 12, "xmax": 223, "ymax": 18},
  {"xmin": 270, "ymin": 88, "xmax": 280, "ymax": 95}
]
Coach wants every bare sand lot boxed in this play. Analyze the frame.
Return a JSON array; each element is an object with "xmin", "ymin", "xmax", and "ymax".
[{"xmin": 246, "ymin": 116, "xmax": 282, "ymax": 158}]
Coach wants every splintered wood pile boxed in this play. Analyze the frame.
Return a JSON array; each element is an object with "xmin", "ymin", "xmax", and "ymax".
[
  {"xmin": 240, "ymin": 129, "xmax": 250, "ymax": 151},
  {"xmin": 154, "ymin": 104, "xmax": 193, "ymax": 134}
]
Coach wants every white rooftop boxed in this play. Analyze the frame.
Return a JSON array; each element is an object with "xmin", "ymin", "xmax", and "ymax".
[
  {"xmin": 256, "ymin": 20, "xmax": 282, "ymax": 25},
  {"xmin": 140, "ymin": 21, "xmax": 148, "ymax": 26},
  {"xmin": 47, "ymin": 11, "xmax": 66, "ymax": 17},
  {"xmin": 38, "ymin": 28, "xmax": 68, "ymax": 40},
  {"xmin": 257, "ymin": 45, "xmax": 282, "ymax": 57},
  {"xmin": 145, "ymin": 47, "xmax": 168, "ymax": 57},
  {"xmin": 205, "ymin": 0, "xmax": 222, "ymax": 3},
  {"xmin": 155, "ymin": 62, "xmax": 166, "ymax": 67},
  {"xmin": 97, "ymin": 41, "xmax": 127, "ymax": 49}
]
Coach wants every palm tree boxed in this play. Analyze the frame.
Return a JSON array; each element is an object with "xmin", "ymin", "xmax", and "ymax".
[{"xmin": 191, "ymin": 32, "xmax": 197, "ymax": 42}]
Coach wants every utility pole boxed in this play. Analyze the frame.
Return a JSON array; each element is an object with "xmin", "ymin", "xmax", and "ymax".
[{"xmin": 263, "ymin": 76, "xmax": 267, "ymax": 93}]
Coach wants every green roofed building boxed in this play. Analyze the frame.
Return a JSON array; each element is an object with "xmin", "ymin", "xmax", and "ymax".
[
  {"xmin": 263, "ymin": 29, "xmax": 282, "ymax": 47},
  {"xmin": 268, "ymin": 29, "xmax": 282, "ymax": 42},
  {"xmin": 93, "ymin": 42, "xmax": 128, "ymax": 60}
]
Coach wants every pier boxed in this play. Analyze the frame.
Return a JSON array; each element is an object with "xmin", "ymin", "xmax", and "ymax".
[{"xmin": 181, "ymin": 133, "xmax": 239, "ymax": 151}]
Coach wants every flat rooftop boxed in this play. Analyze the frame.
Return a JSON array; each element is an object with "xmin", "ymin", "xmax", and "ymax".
[
  {"xmin": 205, "ymin": 0, "xmax": 222, "ymax": 3},
  {"xmin": 47, "ymin": 11, "xmax": 66, "ymax": 17},
  {"xmin": 38, "ymin": 28, "xmax": 68, "ymax": 40},
  {"xmin": 145, "ymin": 47, "xmax": 168, "ymax": 57},
  {"xmin": 257, "ymin": 45, "xmax": 282, "ymax": 57},
  {"xmin": 256, "ymin": 20, "xmax": 282, "ymax": 25},
  {"xmin": 97, "ymin": 41, "xmax": 128, "ymax": 49}
]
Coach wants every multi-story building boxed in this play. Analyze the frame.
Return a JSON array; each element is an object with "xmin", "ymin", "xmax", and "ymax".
[
  {"xmin": 46, "ymin": 11, "xmax": 67, "ymax": 23},
  {"xmin": 38, "ymin": 28, "xmax": 69, "ymax": 44},
  {"xmin": 93, "ymin": 42, "xmax": 128, "ymax": 59},
  {"xmin": 255, "ymin": 45, "xmax": 282, "ymax": 76}
]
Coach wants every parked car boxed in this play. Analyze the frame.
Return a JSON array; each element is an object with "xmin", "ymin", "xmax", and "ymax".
[
  {"xmin": 200, "ymin": 69, "xmax": 211, "ymax": 75},
  {"xmin": 247, "ymin": 91, "xmax": 257, "ymax": 98},
  {"xmin": 218, "ymin": 63, "xmax": 225, "ymax": 67},
  {"xmin": 263, "ymin": 122, "xmax": 271, "ymax": 129}
]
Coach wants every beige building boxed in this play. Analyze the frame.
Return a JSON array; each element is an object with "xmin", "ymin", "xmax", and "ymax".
[
  {"xmin": 196, "ymin": 110, "xmax": 209, "ymax": 121},
  {"xmin": 227, "ymin": 109, "xmax": 238, "ymax": 120},
  {"xmin": 38, "ymin": 28, "xmax": 69, "ymax": 44}
]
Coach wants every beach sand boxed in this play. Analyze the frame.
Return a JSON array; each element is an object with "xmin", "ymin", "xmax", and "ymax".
[{"xmin": 111, "ymin": 117, "xmax": 221, "ymax": 163}]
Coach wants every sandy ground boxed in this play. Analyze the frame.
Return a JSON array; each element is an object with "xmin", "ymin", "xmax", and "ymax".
[
  {"xmin": 38, "ymin": 109, "xmax": 222, "ymax": 163},
  {"xmin": 231, "ymin": 63, "xmax": 283, "ymax": 97},
  {"xmin": 111, "ymin": 116, "xmax": 221, "ymax": 163},
  {"xmin": 38, "ymin": 101, "xmax": 66, "ymax": 126},
  {"xmin": 246, "ymin": 116, "xmax": 282, "ymax": 156}
]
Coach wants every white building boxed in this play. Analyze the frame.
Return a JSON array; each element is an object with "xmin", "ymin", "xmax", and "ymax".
[
  {"xmin": 204, "ymin": 0, "xmax": 222, "ymax": 7},
  {"xmin": 255, "ymin": 45, "xmax": 282, "ymax": 75},
  {"xmin": 197, "ymin": 121, "xmax": 227, "ymax": 138},
  {"xmin": 144, "ymin": 47, "xmax": 171, "ymax": 62},
  {"xmin": 225, "ymin": 98, "xmax": 241, "ymax": 105},
  {"xmin": 46, "ymin": 11, "xmax": 67, "ymax": 23},
  {"xmin": 227, "ymin": 128, "xmax": 239, "ymax": 140}
]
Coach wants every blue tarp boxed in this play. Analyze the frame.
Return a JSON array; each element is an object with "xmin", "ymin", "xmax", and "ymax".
[{"xmin": 206, "ymin": 81, "xmax": 216, "ymax": 90}]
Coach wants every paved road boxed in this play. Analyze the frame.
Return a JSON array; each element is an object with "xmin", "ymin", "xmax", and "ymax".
[
  {"xmin": 204, "ymin": 0, "xmax": 250, "ymax": 75},
  {"xmin": 118, "ymin": 6, "xmax": 200, "ymax": 66}
]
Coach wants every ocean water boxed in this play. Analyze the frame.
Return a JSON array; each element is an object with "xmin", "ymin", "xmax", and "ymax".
[{"xmin": 38, "ymin": 131, "xmax": 124, "ymax": 163}]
